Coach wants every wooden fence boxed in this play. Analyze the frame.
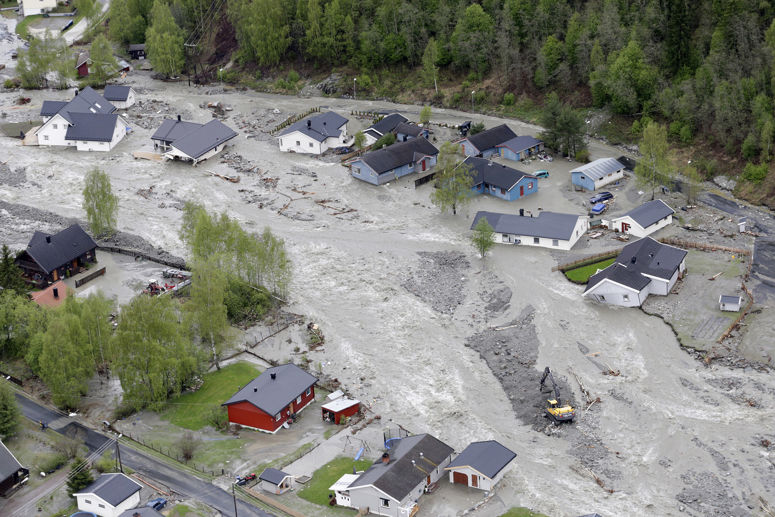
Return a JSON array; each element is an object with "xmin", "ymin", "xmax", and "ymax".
[
  {"xmin": 123, "ymin": 431, "xmax": 227, "ymax": 478},
  {"xmin": 271, "ymin": 106, "xmax": 321, "ymax": 135},
  {"xmin": 75, "ymin": 267, "xmax": 106, "ymax": 288},
  {"xmin": 657, "ymin": 237, "xmax": 750, "ymax": 256},
  {"xmin": 98, "ymin": 245, "xmax": 186, "ymax": 269}
]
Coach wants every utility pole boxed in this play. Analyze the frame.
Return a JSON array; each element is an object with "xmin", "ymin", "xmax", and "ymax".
[
  {"xmin": 116, "ymin": 435, "xmax": 123, "ymax": 473},
  {"xmin": 471, "ymin": 91, "xmax": 475, "ymax": 112},
  {"xmin": 232, "ymin": 483, "xmax": 238, "ymax": 517},
  {"xmin": 353, "ymin": 77, "xmax": 357, "ymax": 101}
]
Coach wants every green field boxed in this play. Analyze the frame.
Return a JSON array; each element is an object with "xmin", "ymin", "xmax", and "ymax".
[
  {"xmin": 298, "ymin": 457, "xmax": 373, "ymax": 506},
  {"xmin": 564, "ymin": 258, "xmax": 616, "ymax": 283},
  {"xmin": 499, "ymin": 508, "xmax": 551, "ymax": 517},
  {"xmin": 164, "ymin": 361, "xmax": 260, "ymax": 430}
]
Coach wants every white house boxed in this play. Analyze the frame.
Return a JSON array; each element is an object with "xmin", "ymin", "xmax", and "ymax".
[
  {"xmin": 583, "ymin": 237, "xmax": 688, "ymax": 307},
  {"xmin": 363, "ymin": 113, "xmax": 408, "ymax": 146},
  {"xmin": 445, "ymin": 441, "xmax": 516, "ymax": 492},
  {"xmin": 471, "ymin": 211, "xmax": 589, "ymax": 251},
  {"xmin": 151, "ymin": 117, "xmax": 238, "ymax": 165},
  {"xmin": 278, "ymin": 111, "xmax": 349, "ymax": 154},
  {"xmin": 35, "ymin": 87, "xmax": 129, "ymax": 151},
  {"xmin": 103, "ymin": 85, "xmax": 137, "ymax": 109},
  {"xmin": 73, "ymin": 473, "xmax": 142, "ymax": 517},
  {"xmin": 606, "ymin": 199, "xmax": 675, "ymax": 237},
  {"xmin": 571, "ymin": 158, "xmax": 626, "ymax": 191},
  {"xmin": 18, "ymin": 0, "xmax": 57, "ymax": 17},
  {"xmin": 329, "ymin": 434, "xmax": 453, "ymax": 517}
]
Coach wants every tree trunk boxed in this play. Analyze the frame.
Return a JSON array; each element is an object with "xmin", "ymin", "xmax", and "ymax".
[{"xmin": 210, "ymin": 334, "xmax": 220, "ymax": 370}]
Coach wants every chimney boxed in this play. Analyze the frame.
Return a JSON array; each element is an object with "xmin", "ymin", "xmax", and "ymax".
[
  {"xmin": 381, "ymin": 452, "xmax": 390, "ymax": 464},
  {"xmin": 53, "ymin": 287, "xmax": 59, "ymax": 298},
  {"xmin": 45, "ymin": 236, "xmax": 51, "ymax": 244},
  {"xmin": 307, "ymin": 120, "xmax": 311, "ymax": 128},
  {"xmin": 253, "ymin": 387, "xmax": 258, "ymax": 392},
  {"xmin": 419, "ymin": 452, "xmax": 423, "ymax": 458},
  {"xmin": 177, "ymin": 114, "xmax": 181, "ymax": 122},
  {"xmin": 631, "ymin": 256, "xmax": 637, "ymax": 264},
  {"xmin": 270, "ymin": 372, "xmax": 277, "ymax": 380},
  {"xmin": 74, "ymin": 88, "xmax": 79, "ymax": 96},
  {"xmin": 519, "ymin": 208, "xmax": 524, "ymax": 217}
]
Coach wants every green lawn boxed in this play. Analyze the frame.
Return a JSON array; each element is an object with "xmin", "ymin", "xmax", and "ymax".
[
  {"xmin": 564, "ymin": 258, "xmax": 616, "ymax": 283},
  {"xmin": 499, "ymin": 508, "xmax": 550, "ymax": 517},
  {"xmin": 15, "ymin": 14, "xmax": 41, "ymax": 39},
  {"xmin": 164, "ymin": 361, "xmax": 260, "ymax": 430},
  {"xmin": 298, "ymin": 457, "xmax": 373, "ymax": 506}
]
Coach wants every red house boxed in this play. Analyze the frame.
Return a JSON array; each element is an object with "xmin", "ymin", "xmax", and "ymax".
[{"xmin": 223, "ymin": 364, "xmax": 318, "ymax": 433}]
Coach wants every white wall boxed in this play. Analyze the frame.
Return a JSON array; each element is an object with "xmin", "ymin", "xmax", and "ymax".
[
  {"xmin": 76, "ymin": 491, "xmax": 139, "ymax": 517},
  {"xmin": 279, "ymin": 131, "xmax": 322, "ymax": 154},
  {"xmin": 495, "ymin": 218, "xmax": 587, "ymax": 251},
  {"xmin": 74, "ymin": 117, "xmax": 127, "ymax": 152},
  {"xmin": 112, "ymin": 90, "xmax": 136, "ymax": 109},
  {"xmin": 584, "ymin": 280, "xmax": 648, "ymax": 307},
  {"xmin": 593, "ymin": 168, "xmax": 625, "ymax": 189},
  {"xmin": 166, "ymin": 142, "xmax": 227, "ymax": 164},
  {"xmin": 36, "ymin": 114, "xmax": 72, "ymax": 147},
  {"xmin": 21, "ymin": 0, "xmax": 57, "ymax": 16},
  {"xmin": 610, "ymin": 214, "xmax": 673, "ymax": 238}
]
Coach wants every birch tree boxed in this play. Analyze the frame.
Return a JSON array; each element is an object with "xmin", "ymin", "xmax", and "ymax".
[
  {"xmin": 431, "ymin": 142, "xmax": 475, "ymax": 215},
  {"xmin": 82, "ymin": 168, "xmax": 118, "ymax": 238},
  {"xmin": 635, "ymin": 121, "xmax": 672, "ymax": 200},
  {"xmin": 145, "ymin": 0, "xmax": 185, "ymax": 78},
  {"xmin": 186, "ymin": 258, "xmax": 230, "ymax": 370}
]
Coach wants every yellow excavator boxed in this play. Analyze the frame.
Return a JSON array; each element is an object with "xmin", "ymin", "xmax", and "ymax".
[{"xmin": 539, "ymin": 367, "xmax": 576, "ymax": 424}]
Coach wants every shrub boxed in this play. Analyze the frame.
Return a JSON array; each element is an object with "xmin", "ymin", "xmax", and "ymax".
[
  {"xmin": 474, "ymin": 90, "xmax": 487, "ymax": 104},
  {"xmin": 3, "ymin": 78, "xmax": 20, "ymax": 89},
  {"xmin": 469, "ymin": 122, "xmax": 485, "ymax": 135},
  {"xmin": 742, "ymin": 134, "xmax": 759, "ymax": 160},
  {"xmin": 287, "ymin": 70, "xmax": 300, "ymax": 84},
  {"xmin": 39, "ymin": 452, "xmax": 68, "ymax": 473},
  {"xmin": 502, "ymin": 92, "xmax": 515, "ymax": 106},
  {"xmin": 220, "ymin": 69, "xmax": 240, "ymax": 84},
  {"xmin": 93, "ymin": 450, "xmax": 115, "ymax": 473},
  {"xmin": 205, "ymin": 405, "xmax": 229, "ymax": 432},
  {"xmin": 357, "ymin": 73, "xmax": 372, "ymax": 91},
  {"xmin": 742, "ymin": 162, "xmax": 768, "ymax": 184},
  {"xmin": 178, "ymin": 431, "xmax": 200, "ymax": 462},
  {"xmin": 224, "ymin": 278, "xmax": 272, "ymax": 324},
  {"xmin": 372, "ymin": 132, "xmax": 396, "ymax": 150},
  {"xmin": 575, "ymin": 149, "xmax": 591, "ymax": 163},
  {"xmin": 679, "ymin": 124, "xmax": 693, "ymax": 144}
]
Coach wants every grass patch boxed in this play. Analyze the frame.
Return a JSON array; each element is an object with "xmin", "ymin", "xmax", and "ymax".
[
  {"xmin": 247, "ymin": 441, "xmax": 316, "ymax": 478},
  {"xmin": 164, "ymin": 361, "xmax": 260, "ymax": 430},
  {"xmin": 15, "ymin": 14, "xmax": 41, "ymax": 39},
  {"xmin": 324, "ymin": 428, "xmax": 338, "ymax": 440},
  {"xmin": 564, "ymin": 258, "xmax": 616, "ymax": 283},
  {"xmin": 499, "ymin": 508, "xmax": 550, "ymax": 517},
  {"xmin": 298, "ymin": 457, "xmax": 373, "ymax": 506}
]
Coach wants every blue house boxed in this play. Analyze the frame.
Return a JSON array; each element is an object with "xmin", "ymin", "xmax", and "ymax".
[
  {"xmin": 350, "ymin": 138, "xmax": 439, "ymax": 185},
  {"xmin": 496, "ymin": 135, "xmax": 544, "ymax": 161},
  {"xmin": 571, "ymin": 157, "xmax": 625, "ymax": 191},
  {"xmin": 395, "ymin": 122, "xmax": 429, "ymax": 142},
  {"xmin": 465, "ymin": 156, "xmax": 538, "ymax": 201},
  {"xmin": 458, "ymin": 124, "xmax": 517, "ymax": 158}
]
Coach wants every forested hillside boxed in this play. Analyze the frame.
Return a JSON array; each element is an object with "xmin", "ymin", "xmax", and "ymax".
[{"xmin": 110, "ymin": 0, "xmax": 775, "ymax": 204}]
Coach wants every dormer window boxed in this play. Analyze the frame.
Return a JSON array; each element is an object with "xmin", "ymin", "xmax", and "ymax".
[
  {"xmin": 89, "ymin": 108, "xmax": 96, "ymax": 113},
  {"xmin": 95, "ymin": 103, "xmax": 102, "ymax": 109}
]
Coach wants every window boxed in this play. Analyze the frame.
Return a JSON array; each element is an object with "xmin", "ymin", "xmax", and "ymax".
[
  {"xmin": 275, "ymin": 413, "xmax": 281, "ymax": 421},
  {"xmin": 528, "ymin": 182, "xmax": 533, "ymax": 189},
  {"xmin": 305, "ymin": 387, "xmax": 312, "ymax": 396},
  {"xmin": 95, "ymin": 103, "xmax": 102, "ymax": 109},
  {"xmin": 500, "ymin": 188, "xmax": 505, "ymax": 194},
  {"xmin": 85, "ymin": 499, "xmax": 92, "ymax": 505},
  {"xmin": 380, "ymin": 498, "xmax": 390, "ymax": 508},
  {"xmin": 279, "ymin": 139, "xmax": 282, "ymax": 146},
  {"xmin": 622, "ymin": 294, "xmax": 630, "ymax": 302},
  {"xmin": 599, "ymin": 295, "xmax": 606, "ymax": 301},
  {"xmin": 533, "ymin": 237, "xmax": 539, "ymax": 244},
  {"xmin": 98, "ymin": 504, "xmax": 105, "ymax": 509},
  {"xmin": 296, "ymin": 141, "xmax": 300, "ymax": 146},
  {"xmin": 296, "ymin": 395, "xmax": 302, "ymax": 404},
  {"xmin": 89, "ymin": 108, "xmax": 96, "ymax": 113},
  {"xmin": 43, "ymin": 135, "xmax": 49, "ymax": 141},
  {"xmin": 53, "ymin": 124, "xmax": 57, "ymax": 129},
  {"xmin": 552, "ymin": 239, "xmax": 559, "ymax": 246},
  {"xmin": 308, "ymin": 142, "xmax": 313, "ymax": 147}
]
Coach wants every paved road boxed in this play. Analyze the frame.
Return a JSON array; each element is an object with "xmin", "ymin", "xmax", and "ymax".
[{"xmin": 14, "ymin": 392, "xmax": 274, "ymax": 517}]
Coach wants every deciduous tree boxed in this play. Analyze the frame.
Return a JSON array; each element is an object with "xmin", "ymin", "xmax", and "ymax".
[
  {"xmin": 66, "ymin": 459, "xmax": 94, "ymax": 495},
  {"xmin": 1, "ymin": 290, "xmax": 45, "ymax": 359},
  {"xmin": 353, "ymin": 131, "xmax": 366, "ymax": 149},
  {"xmin": 420, "ymin": 106, "xmax": 432, "ymax": 125},
  {"xmin": 82, "ymin": 168, "xmax": 118, "ymax": 238},
  {"xmin": 0, "ymin": 381, "xmax": 20, "ymax": 439},
  {"xmin": 186, "ymin": 258, "xmax": 230, "ymax": 371},
  {"xmin": 228, "ymin": 0, "xmax": 290, "ymax": 66},
  {"xmin": 145, "ymin": 0, "xmax": 185, "ymax": 78},
  {"xmin": 635, "ymin": 121, "xmax": 672, "ymax": 200},
  {"xmin": 87, "ymin": 35, "xmax": 119, "ymax": 87},
  {"xmin": 431, "ymin": 142, "xmax": 474, "ymax": 215},
  {"xmin": 421, "ymin": 38, "xmax": 439, "ymax": 92},
  {"xmin": 471, "ymin": 217, "xmax": 495, "ymax": 259}
]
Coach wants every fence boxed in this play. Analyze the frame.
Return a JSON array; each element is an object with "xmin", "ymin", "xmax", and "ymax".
[
  {"xmin": 552, "ymin": 249, "xmax": 621, "ymax": 273},
  {"xmin": 122, "ymin": 431, "xmax": 228, "ymax": 478},
  {"xmin": 75, "ymin": 267, "xmax": 106, "ymax": 288},
  {"xmin": 271, "ymin": 106, "xmax": 321, "ymax": 135},
  {"xmin": 414, "ymin": 171, "xmax": 437, "ymax": 188},
  {"xmin": 657, "ymin": 237, "xmax": 750, "ymax": 256},
  {"xmin": 98, "ymin": 245, "xmax": 186, "ymax": 269}
]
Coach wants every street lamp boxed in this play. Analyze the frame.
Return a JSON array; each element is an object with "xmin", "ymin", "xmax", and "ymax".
[
  {"xmin": 471, "ymin": 90, "xmax": 475, "ymax": 112},
  {"xmin": 353, "ymin": 77, "xmax": 357, "ymax": 101}
]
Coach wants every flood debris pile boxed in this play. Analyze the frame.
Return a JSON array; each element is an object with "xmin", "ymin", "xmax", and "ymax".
[
  {"xmin": 0, "ymin": 162, "xmax": 26, "ymax": 187},
  {"xmin": 401, "ymin": 251, "xmax": 470, "ymax": 314},
  {"xmin": 128, "ymin": 99, "xmax": 193, "ymax": 130}
]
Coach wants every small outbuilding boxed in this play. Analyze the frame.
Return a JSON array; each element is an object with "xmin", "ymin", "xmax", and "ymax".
[
  {"xmin": 458, "ymin": 124, "xmax": 517, "ymax": 158},
  {"xmin": 445, "ymin": 440, "xmax": 516, "ymax": 491},
  {"xmin": 73, "ymin": 473, "xmax": 142, "ymax": 517},
  {"xmin": 395, "ymin": 122, "xmax": 428, "ymax": 142},
  {"xmin": 571, "ymin": 158, "xmax": 626, "ymax": 191},
  {"xmin": 719, "ymin": 295, "xmax": 743, "ymax": 312},
  {"xmin": 363, "ymin": 113, "xmax": 408, "ymax": 146},
  {"xmin": 606, "ymin": 199, "xmax": 675, "ymax": 237},
  {"xmin": 496, "ymin": 135, "xmax": 544, "ymax": 162},
  {"xmin": 321, "ymin": 397, "xmax": 360, "ymax": 424},
  {"xmin": 128, "ymin": 44, "xmax": 146, "ymax": 60},
  {"xmin": 278, "ymin": 111, "xmax": 349, "ymax": 154},
  {"xmin": 103, "ymin": 86, "xmax": 137, "ymax": 109},
  {"xmin": 0, "ymin": 439, "xmax": 29, "ymax": 496},
  {"xmin": 258, "ymin": 468, "xmax": 294, "ymax": 494},
  {"xmin": 76, "ymin": 51, "xmax": 92, "ymax": 77}
]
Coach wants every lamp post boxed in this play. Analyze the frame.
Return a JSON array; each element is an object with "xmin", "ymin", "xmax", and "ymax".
[
  {"xmin": 471, "ymin": 90, "xmax": 475, "ymax": 112},
  {"xmin": 353, "ymin": 77, "xmax": 357, "ymax": 101}
]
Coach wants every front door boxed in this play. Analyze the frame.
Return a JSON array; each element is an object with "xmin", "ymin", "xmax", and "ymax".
[
  {"xmin": 53, "ymin": 270, "xmax": 58, "ymax": 281},
  {"xmin": 421, "ymin": 159, "xmax": 426, "ymax": 172},
  {"xmin": 471, "ymin": 475, "xmax": 478, "ymax": 488},
  {"xmin": 520, "ymin": 185, "xmax": 524, "ymax": 197},
  {"xmin": 622, "ymin": 222, "xmax": 630, "ymax": 232}
]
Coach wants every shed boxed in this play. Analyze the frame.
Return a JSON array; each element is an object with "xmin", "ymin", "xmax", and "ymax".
[
  {"xmin": 321, "ymin": 397, "xmax": 360, "ymax": 424},
  {"xmin": 719, "ymin": 295, "xmax": 743, "ymax": 312},
  {"xmin": 496, "ymin": 135, "xmax": 544, "ymax": 161},
  {"xmin": 103, "ymin": 86, "xmax": 137, "ymax": 109},
  {"xmin": 75, "ymin": 51, "xmax": 91, "ymax": 77},
  {"xmin": 0, "ymin": 439, "xmax": 29, "ymax": 496},
  {"xmin": 128, "ymin": 44, "xmax": 146, "ymax": 60},
  {"xmin": 258, "ymin": 468, "xmax": 293, "ymax": 494},
  {"xmin": 571, "ymin": 158, "xmax": 626, "ymax": 191},
  {"xmin": 445, "ymin": 440, "xmax": 516, "ymax": 491},
  {"xmin": 458, "ymin": 124, "xmax": 517, "ymax": 158},
  {"xmin": 363, "ymin": 113, "xmax": 408, "ymax": 145}
]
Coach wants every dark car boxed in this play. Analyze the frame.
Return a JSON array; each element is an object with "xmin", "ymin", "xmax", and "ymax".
[
  {"xmin": 589, "ymin": 191, "xmax": 613, "ymax": 204},
  {"xmin": 146, "ymin": 498, "xmax": 167, "ymax": 511}
]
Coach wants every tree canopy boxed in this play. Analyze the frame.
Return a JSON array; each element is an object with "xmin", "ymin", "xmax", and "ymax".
[
  {"xmin": 82, "ymin": 168, "xmax": 119, "ymax": 238},
  {"xmin": 431, "ymin": 141, "xmax": 475, "ymax": 215}
]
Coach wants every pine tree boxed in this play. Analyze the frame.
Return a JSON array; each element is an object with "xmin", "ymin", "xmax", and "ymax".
[
  {"xmin": 0, "ymin": 245, "xmax": 26, "ymax": 293},
  {"xmin": 0, "ymin": 381, "xmax": 20, "ymax": 439},
  {"xmin": 66, "ymin": 459, "xmax": 94, "ymax": 496}
]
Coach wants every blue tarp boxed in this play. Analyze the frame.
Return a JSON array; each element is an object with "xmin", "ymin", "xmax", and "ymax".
[{"xmin": 590, "ymin": 203, "xmax": 607, "ymax": 215}]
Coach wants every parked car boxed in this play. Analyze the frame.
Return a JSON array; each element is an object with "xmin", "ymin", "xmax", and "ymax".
[
  {"xmin": 242, "ymin": 473, "xmax": 257, "ymax": 483},
  {"xmin": 589, "ymin": 191, "xmax": 613, "ymax": 204},
  {"xmin": 146, "ymin": 498, "xmax": 167, "ymax": 511},
  {"xmin": 535, "ymin": 170, "xmax": 549, "ymax": 178}
]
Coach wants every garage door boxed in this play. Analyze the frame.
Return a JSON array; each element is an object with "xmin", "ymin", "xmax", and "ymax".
[{"xmin": 452, "ymin": 471, "xmax": 468, "ymax": 485}]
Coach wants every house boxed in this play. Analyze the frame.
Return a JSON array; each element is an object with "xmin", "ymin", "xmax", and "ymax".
[
  {"xmin": 445, "ymin": 440, "xmax": 516, "ymax": 491},
  {"xmin": 103, "ymin": 86, "xmax": 137, "ymax": 109},
  {"xmin": 583, "ymin": 237, "xmax": 688, "ymax": 307},
  {"xmin": 151, "ymin": 117, "xmax": 238, "ymax": 165},
  {"xmin": 571, "ymin": 158, "xmax": 626, "ymax": 191},
  {"xmin": 73, "ymin": 473, "xmax": 142, "ymax": 517},
  {"xmin": 395, "ymin": 122, "xmax": 428, "ymax": 142},
  {"xmin": 36, "ymin": 87, "xmax": 129, "ymax": 151},
  {"xmin": 465, "ymin": 156, "xmax": 538, "ymax": 201},
  {"xmin": 15, "ymin": 224, "xmax": 97, "ymax": 286},
  {"xmin": 363, "ymin": 113, "xmax": 408, "ymax": 146},
  {"xmin": 258, "ymin": 468, "xmax": 294, "ymax": 495},
  {"xmin": 76, "ymin": 51, "xmax": 92, "ymax": 77},
  {"xmin": 278, "ymin": 111, "xmax": 349, "ymax": 154},
  {"xmin": 30, "ymin": 280, "xmax": 69, "ymax": 308},
  {"xmin": 458, "ymin": 124, "xmax": 517, "ymax": 158},
  {"xmin": 321, "ymin": 397, "xmax": 360, "ymax": 424},
  {"xmin": 605, "ymin": 199, "xmax": 675, "ymax": 237},
  {"xmin": 330, "ymin": 434, "xmax": 454, "ymax": 517},
  {"xmin": 496, "ymin": 135, "xmax": 544, "ymax": 162},
  {"xmin": 127, "ymin": 44, "xmax": 146, "ymax": 60},
  {"xmin": 222, "ymin": 364, "xmax": 318, "ymax": 433},
  {"xmin": 18, "ymin": 0, "xmax": 57, "ymax": 17},
  {"xmin": 471, "ymin": 211, "xmax": 589, "ymax": 250},
  {"xmin": 349, "ymin": 138, "xmax": 439, "ymax": 185},
  {"xmin": 0, "ymin": 439, "xmax": 29, "ymax": 496},
  {"xmin": 719, "ymin": 295, "xmax": 743, "ymax": 312}
]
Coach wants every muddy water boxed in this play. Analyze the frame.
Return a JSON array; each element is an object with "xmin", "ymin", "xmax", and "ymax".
[{"xmin": 0, "ymin": 75, "xmax": 773, "ymax": 516}]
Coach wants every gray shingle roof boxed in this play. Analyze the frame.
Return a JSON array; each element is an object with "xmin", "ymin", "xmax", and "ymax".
[
  {"xmin": 395, "ymin": 122, "xmax": 423, "ymax": 137},
  {"xmin": 570, "ymin": 158, "xmax": 625, "ymax": 181},
  {"xmin": 496, "ymin": 135, "xmax": 543, "ymax": 153},
  {"xmin": 65, "ymin": 113, "xmax": 119, "ymax": 142},
  {"xmin": 464, "ymin": 156, "xmax": 535, "ymax": 191},
  {"xmin": 223, "ymin": 364, "xmax": 318, "ymax": 416},
  {"xmin": 0, "ymin": 440, "xmax": 25, "ymax": 480},
  {"xmin": 40, "ymin": 101, "xmax": 68, "ymax": 117},
  {"xmin": 75, "ymin": 51, "xmax": 90, "ymax": 69},
  {"xmin": 259, "ymin": 468, "xmax": 291, "ymax": 485},
  {"xmin": 21, "ymin": 224, "xmax": 97, "ymax": 274},
  {"xmin": 585, "ymin": 262, "xmax": 651, "ymax": 292},
  {"xmin": 128, "ymin": 44, "xmax": 146, "ymax": 51},
  {"xmin": 464, "ymin": 124, "xmax": 517, "ymax": 153},
  {"xmin": 279, "ymin": 111, "xmax": 348, "ymax": 142},
  {"xmin": 367, "ymin": 113, "xmax": 407, "ymax": 136},
  {"xmin": 446, "ymin": 441, "xmax": 516, "ymax": 479},
  {"xmin": 103, "ymin": 85, "xmax": 132, "ymax": 102},
  {"xmin": 169, "ymin": 119, "xmax": 238, "ymax": 159},
  {"xmin": 39, "ymin": 86, "xmax": 116, "ymax": 124},
  {"xmin": 616, "ymin": 199, "xmax": 674, "ymax": 228},
  {"xmin": 471, "ymin": 211, "xmax": 583, "ymax": 241},
  {"xmin": 151, "ymin": 119, "xmax": 202, "ymax": 143},
  {"xmin": 74, "ymin": 473, "xmax": 142, "ymax": 506},
  {"xmin": 719, "ymin": 295, "xmax": 742, "ymax": 304},
  {"xmin": 359, "ymin": 138, "xmax": 439, "ymax": 175},
  {"xmin": 617, "ymin": 237, "xmax": 687, "ymax": 280},
  {"xmin": 347, "ymin": 434, "xmax": 453, "ymax": 501}
]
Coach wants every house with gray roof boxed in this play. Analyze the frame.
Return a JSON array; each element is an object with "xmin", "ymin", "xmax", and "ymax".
[
  {"xmin": 36, "ymin": 87, "xmax": 129, "ymax": 151},
  {"xmin": 363, "ymin": 113, "xmax": 408, "ymax": 145},
  {"xmin": 103, "ymin": 85, "xmax": 137, "ymax": 109},
  {"xmin": 330, "ymin": 434, "xmax": 454, "ymax": 517},
  {"xmin": 471, "ymin": 210, "xmax": 589, "ymax": 250},
  {"xmin": 605, "ymin": 199, "xmax": 675, "ymax": 237},
  {"xmin": 258, "ymin": 468, "xmax": 294, "ymax": 494},
  {"xmin": 223, "ymin": 364, "xmax": 318, "ymax": 433},
  {"xmin": 73, "ymin": 473, "xmax": 142, "ymax": 517},
  {"xmin": 15, "ymin": 224, "xmax": 97, "ymax": 286},
  {"xmin": 496, "ymin": 135, "xmax": 544, "ymax": 161},
  {"xmin": 278, "ymin": 111, "xmax": 349, "ymax": 154},
  {"xmin": 0, "ymin": 439, "xmax": 29, "ymax": 496},
  {"xmin": 395, "ymin": 122, "xmax": 428, "ymax": 142},
  {"xmin": 571, "ymin": 157, "xmax": 626, "ymax": 191},
  {"xmin": 458, "ymin": 124, "xmax": 517, "ymax": 158},
  {"xmin": 583, "ymin": 237, "xmax": 687, "ymax": 307},
  {"xmin": 465, "ymin": 157, "xmax": 538, "ymax": 201},
  {"xmin": 719, "ymin": 295, "xmax": 743, "ymax": 312},
  {"xmin": 445, "ymin": 440, "xmax": 516, "ymax": 491},
  {"xmin": 151, "ymin": 117, "xmax": 238, "ymax": 164},
  {"xmin": 349, "ymin": 138, "xmax": 439, "ymax": 185}
]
